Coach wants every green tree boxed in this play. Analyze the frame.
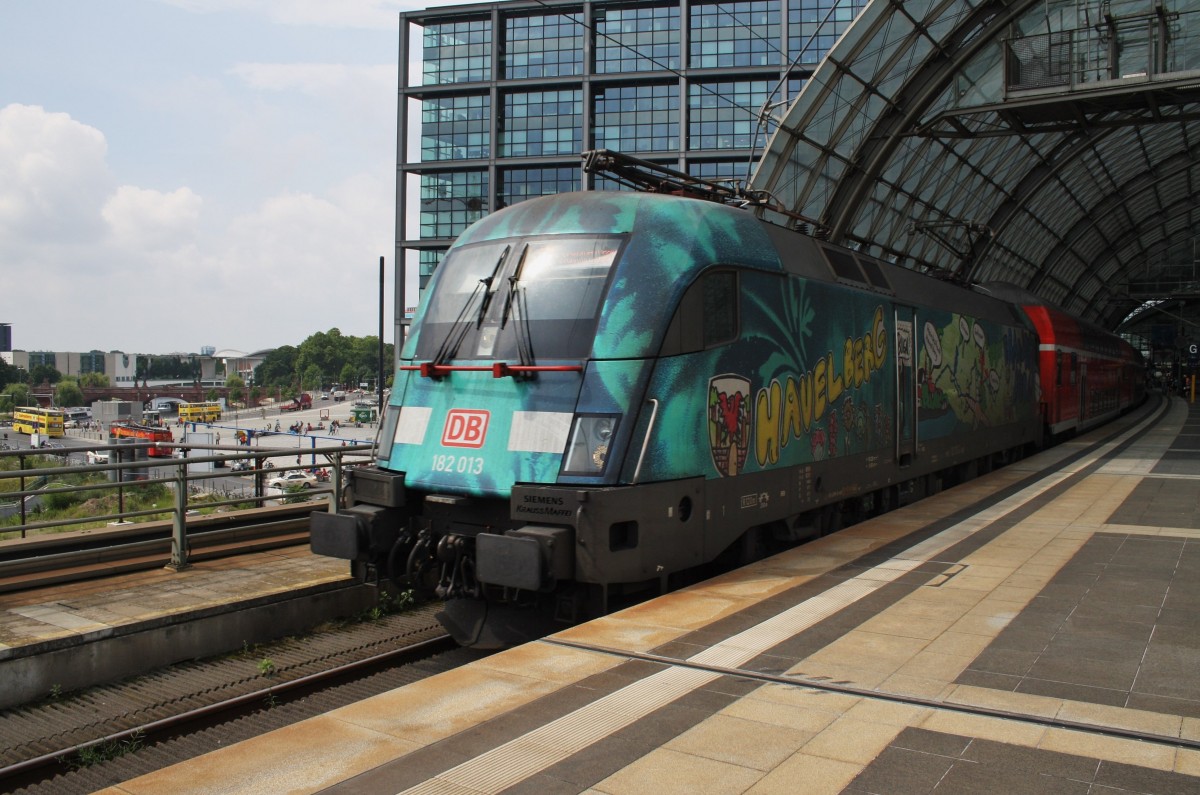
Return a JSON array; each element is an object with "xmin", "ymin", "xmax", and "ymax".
[
  {"xmin": 2, "ymin": 383, "xmax": 32, "ymax": 411},
  {"xmin": 256, "ymin": 333, "xmax": 393, "ymax": 393},
  {"xmin": 255, "ymin": 346, "xmax": 298, "ymax": 389},
  {"xmin": 55, "ymin": 380, "xmax": 85, "ymax": 408},
  {"xmin": 138, "ymin": 355, "xmax": 199, "ymax": 381},
  {"xmin": 225, "ymin": 374, "xmax": 245, "ymax": 406},
  {"xmin": 0, "ymin": 359, "xmax": 24, "ymax": 387},
  {"xmin": 79, "ymin": 372, "xmax": 110, "ymax": 388},
  {"xmin": 296, "ymin": 329, "xmax": 344, "ymax": 387},
  {"xmin": 28, "ymin": 364, "xmax": 62, "ymax": 386},
  {"xmin": 301, "ymin": 364, "xmax": 323, "ymax": 392}
]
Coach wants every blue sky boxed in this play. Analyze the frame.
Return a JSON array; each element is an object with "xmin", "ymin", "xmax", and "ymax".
[{"xmin": 1, "ymin": 0, "xmax": 451, "ymax": 356}]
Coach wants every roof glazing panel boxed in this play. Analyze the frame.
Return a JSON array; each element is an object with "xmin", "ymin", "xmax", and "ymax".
[{"xmin": 753, "ymin": 0, "xmax": 1200, "ymax": 330}]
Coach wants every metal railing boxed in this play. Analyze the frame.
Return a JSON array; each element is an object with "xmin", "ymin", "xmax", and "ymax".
[
  {"xmin": 0, "ymin": 441, "xmax": 375, "ymax": 571},
  {"xmin": 1006, "ymin": 9, "xmax": 1200, "ymax": 93}
]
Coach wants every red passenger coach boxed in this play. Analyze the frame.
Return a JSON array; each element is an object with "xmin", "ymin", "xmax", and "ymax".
[{"xmin": 1021, "ymin": 302, "xmax": 1145, "ymax": 437}]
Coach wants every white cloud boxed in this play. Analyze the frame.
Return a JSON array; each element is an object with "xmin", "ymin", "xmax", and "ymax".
[
  {"xmin": 229, "ymin": 62, "xmax": 395, "ymax": 100},
  {"xmin": 102, "ymin": 186, "xmax": 203, "ymax": 251},
  {"xmin": 0, "ymin": 104, "xmax": 113, "ymax": 244},
  {"xmin": 227, "ymin": 62, "xmax": 397, "ymax": 148},
  {"xmin": 225, "ymin": 173, "xmax": 391, "ymax": 284},
  {"xmin": 0, "ymin": 102, "xmax": 392, "ymax": 353}
]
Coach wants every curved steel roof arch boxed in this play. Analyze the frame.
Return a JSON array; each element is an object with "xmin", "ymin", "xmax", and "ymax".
[{"xmin": 752, "ymin": 0, "xmax": 1200, "ymax": 334}]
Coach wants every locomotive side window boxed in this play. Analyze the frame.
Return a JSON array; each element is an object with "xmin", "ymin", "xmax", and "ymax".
[{"xmin": 660, "ymin": 268, "xmax": 740, "ymax": 355}]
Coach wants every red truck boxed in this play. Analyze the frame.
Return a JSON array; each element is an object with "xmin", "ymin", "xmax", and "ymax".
[{"xmin": 280, "ymin": 393, "xmax": 313, "ymax": 412}]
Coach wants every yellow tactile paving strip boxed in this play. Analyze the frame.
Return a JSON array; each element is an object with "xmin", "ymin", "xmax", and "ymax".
[{"xmin": 102, "ymin": 398, "xmax": 1200, "ymax": 794}]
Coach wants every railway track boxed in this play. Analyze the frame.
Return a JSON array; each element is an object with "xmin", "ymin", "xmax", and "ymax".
[
  {"xmin": 0, "ymin": 503, "xmax": 318, "ymax": 593},
  {"xmin": 0, "ymin": 601, "xmax": 485, "ymax": 795}
]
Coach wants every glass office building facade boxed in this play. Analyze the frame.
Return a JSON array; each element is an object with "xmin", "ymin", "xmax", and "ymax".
[{"xmin": 396, "ymin": 0, "xmax": 863, "ymax": 306}]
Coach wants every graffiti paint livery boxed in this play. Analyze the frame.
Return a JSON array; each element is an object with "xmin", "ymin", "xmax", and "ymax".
[{"xmin": 311, "ymin": 191, "xmax": 1142, "ymax": 647}]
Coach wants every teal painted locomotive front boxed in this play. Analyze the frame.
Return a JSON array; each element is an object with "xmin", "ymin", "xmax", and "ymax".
[{"xmin": 312, "ymin": 191, "xmax": 1042, "ymax": 646}]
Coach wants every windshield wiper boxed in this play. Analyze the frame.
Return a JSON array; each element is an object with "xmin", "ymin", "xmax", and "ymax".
[
  {"xmin": 499, "ymin": 246, "xmax": 535, "ymax": 371},
  {"xmin": 499, "ymin": 245, "xmax": 528, "ymax": 331},
  {"xmin": 428, "ymin": 246, "xmax": 510, "ymax": 372},
  {"xmin": 474, "ymin": 245, "xmax": 510, "ymax": 328}
]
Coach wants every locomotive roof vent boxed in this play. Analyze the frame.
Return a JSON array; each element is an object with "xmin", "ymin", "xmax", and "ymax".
[{"xmin": 821, "ymin": 246, "xmax": 894, "ymax": 295}]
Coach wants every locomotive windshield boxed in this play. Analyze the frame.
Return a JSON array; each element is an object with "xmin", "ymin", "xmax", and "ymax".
[{"xmin": 415, "ymin": 234, "xmax": 623, "ymax": 361}]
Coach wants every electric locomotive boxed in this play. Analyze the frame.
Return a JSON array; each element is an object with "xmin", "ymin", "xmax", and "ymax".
[{"xmin": 311, "ymin": 190, "xmax": 1132, "ymax": 647}]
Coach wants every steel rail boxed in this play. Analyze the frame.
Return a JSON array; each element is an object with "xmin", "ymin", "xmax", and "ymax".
[
  {"xmin": 0, "ymin": 512, "xmax": 314, "ymax": 593},
  {"xmin": 0, "ymin": 631, "xmax": 456, "ymax": 789}
]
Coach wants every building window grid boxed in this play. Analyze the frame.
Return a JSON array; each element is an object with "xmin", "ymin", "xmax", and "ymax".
[
  {"xmin": 423, "ymin": 19, "xmax": 492, "ymax": 84},
  {"xmin": 81, "ymin": 352, "xmax": 105, "ymax": 375},
  {"xmin": 499, "ymin": 167, "xmax": 582, "ymax": 208},
  {"xmin": 420, "ymin": 172, "xmax": 490, "ymax": 238},
  {"xmin": 501, "ymin": 90, "xmax": 583, "ymax": 157},
  {"xmin": 422, "ymin": 94, "xmax": 492, "ymax": 160},
  {"xmin": 689, "ymin": 80, "xmax": 776, "ymax": 150},
  {"xmin": 406, "ymin": 2, "xmax": 863, "ymax": 272},
  {"xmin": 595, "ymin": 83, "xmax": 681, "ymax": 153},
  {"xmin": 689, "ymin": 160, "xmax": 757, "ymax": 182},
  {"xmin": 419, "ymin": 250, "xmax": 445, "ymax": 291},
  {"xmin": 504, "ymin": 13, "xmax": 585, "ymax": 79},
  {"xmin": 595, "ymin": 6, "xmax": 681, "ymax": 73},
  {"xmin": 789, "ymin": 0, "xmax": 864, "ymax": 65},
  {"xmin": 690, "ymin": 1, "xmax": 782, "ymax": 68}
]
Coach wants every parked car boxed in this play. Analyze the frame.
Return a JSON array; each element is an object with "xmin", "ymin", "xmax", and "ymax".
[{"xmin": 267, "ymin": 471, "xmax": 317, "ymax": 490}]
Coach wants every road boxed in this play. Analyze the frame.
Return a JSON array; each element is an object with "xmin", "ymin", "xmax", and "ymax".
[{"xmin": 3, "ymin": 398, "xmax": 382, "ymax": 495}]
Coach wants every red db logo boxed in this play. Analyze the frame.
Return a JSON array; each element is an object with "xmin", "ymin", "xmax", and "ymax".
[{"xmin": 442, "ymin": 410, "xmax": 490, "ymax": 448}]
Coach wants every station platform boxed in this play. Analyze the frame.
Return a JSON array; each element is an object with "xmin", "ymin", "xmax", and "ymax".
[
  {"xmin": 0, "ymin": 544, "xmax": 369, "ymax": 710},
  {"xmin": 89, "ymin": 393, "xmax": 1200, "ymax": 793}
]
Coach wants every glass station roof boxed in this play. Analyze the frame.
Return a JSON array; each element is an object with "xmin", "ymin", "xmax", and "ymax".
[{"xmin": 751, "ymin": 0, "xmax": 1200, "ymax": 334}]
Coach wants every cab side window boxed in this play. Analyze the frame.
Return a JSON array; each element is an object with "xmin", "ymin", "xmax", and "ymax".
[
  {"xmin": 661, "ymin": 269, "xmax": 740, "ymax": 355},
  {"xmin": 702, "ymin": 270, "xmax": 738, "ymax": 348}
]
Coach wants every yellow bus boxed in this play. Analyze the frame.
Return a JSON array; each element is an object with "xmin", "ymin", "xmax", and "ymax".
[
  {"xmin": 13, "ymin": 407, "xmax": 66, "ymax": 438},
  {"xmin": 178, "ymin": 401, "xmax": 222, "ymax": 423}
]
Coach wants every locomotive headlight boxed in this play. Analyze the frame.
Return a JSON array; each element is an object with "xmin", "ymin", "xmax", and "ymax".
[{"xmin": 562, "ymin": 414, "xmax": 620, "ymax": 475}]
